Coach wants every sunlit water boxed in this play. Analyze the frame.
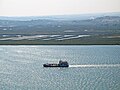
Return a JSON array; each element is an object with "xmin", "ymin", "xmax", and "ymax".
[{"xmin": 0, "ymin": 45, "xmax": 120, "ymax": 90}]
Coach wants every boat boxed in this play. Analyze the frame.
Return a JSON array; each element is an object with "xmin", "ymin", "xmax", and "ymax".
[{"xmin": 43, "ymin": 60, "xmax": 69, "ymax": 67}]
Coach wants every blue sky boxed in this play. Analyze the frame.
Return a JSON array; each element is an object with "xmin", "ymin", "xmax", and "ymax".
[{"xmin": 0, "ymin": 0, "xmax": 120, "ymax": 16}]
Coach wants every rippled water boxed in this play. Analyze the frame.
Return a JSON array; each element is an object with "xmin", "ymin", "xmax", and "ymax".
[{"xmin": 0, "ymin": 45, "xmax": 120, "ymax": 90}]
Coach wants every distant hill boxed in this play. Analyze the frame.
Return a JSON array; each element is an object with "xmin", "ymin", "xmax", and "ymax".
[
  {"xmin": 0, "ymin": 13, "xmax": 120, "ymax": 45},
  {"xmin": 0, "ymin": 15, "xmax": 120, "ymax": 35}
]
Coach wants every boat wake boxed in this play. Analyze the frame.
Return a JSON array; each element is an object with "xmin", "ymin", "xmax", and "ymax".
[{"xmin": 69, "ymin": 64, "xmax": 120, "ymax": 68}]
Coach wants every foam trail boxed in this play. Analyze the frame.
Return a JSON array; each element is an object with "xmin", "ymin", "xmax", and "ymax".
[{"xmin": 69, "ymin": 64, "xmax": 120, "ymax": 68}]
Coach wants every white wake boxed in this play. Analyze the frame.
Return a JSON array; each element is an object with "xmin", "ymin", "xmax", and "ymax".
[{"xmin": 69, "ymin": 64, "xmax": 120, "ymax": 68}]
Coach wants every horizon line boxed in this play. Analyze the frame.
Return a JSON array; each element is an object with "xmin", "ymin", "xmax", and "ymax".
[{"xmin": 0, "ymin": 11, "xmax": 120, "ymax": 17}]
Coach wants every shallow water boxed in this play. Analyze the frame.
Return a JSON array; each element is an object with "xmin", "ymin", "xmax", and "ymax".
[{"xmin": 0, "ymin": 45, "xmax": 120, "ymax": 90}]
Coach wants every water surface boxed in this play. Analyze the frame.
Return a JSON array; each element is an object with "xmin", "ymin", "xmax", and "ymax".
[{"xmin": 0, "ymin": 45, "xmax": 120, "ymax": 90}]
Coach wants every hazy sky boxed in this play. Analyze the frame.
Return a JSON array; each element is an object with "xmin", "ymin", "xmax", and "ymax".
[{"xmin": 0, "ymin": 0, "xmax": 120, "ymax": 16}]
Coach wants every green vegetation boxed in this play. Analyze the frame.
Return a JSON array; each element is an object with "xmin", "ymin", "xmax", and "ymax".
[{"xmin": 0, "ymin": 35, "xmax": 120, "ymax": 45}]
